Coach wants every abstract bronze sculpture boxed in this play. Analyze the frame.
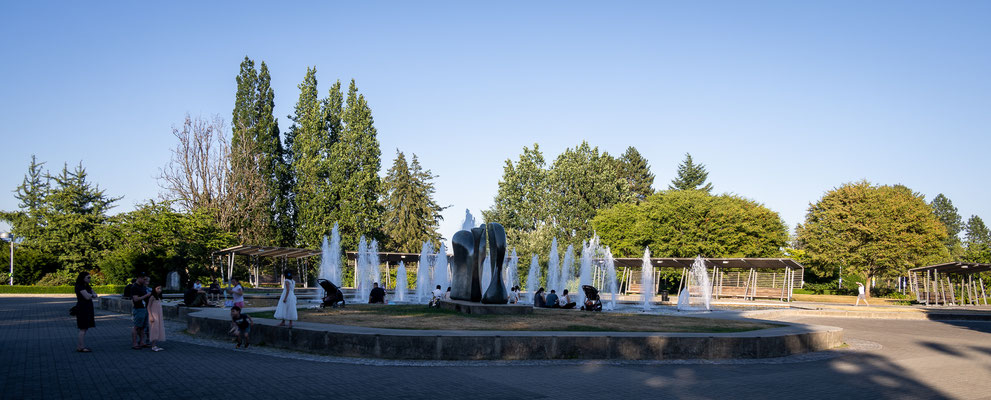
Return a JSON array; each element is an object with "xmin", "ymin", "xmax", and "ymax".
[{"xmin": 450, "ymin": 223, "xmax": 508, "ymax": 304}]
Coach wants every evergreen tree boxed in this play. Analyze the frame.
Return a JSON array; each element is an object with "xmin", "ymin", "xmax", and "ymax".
[
  {"xmin": 1, "ymin": 156, "xmax": 50, "ymax": 243},
  {"xmin": 286, "ymin": 67, "xmax": 332, "ymax": 248},
  {"xmin": 484, "ymin": 144, "xmax": 549, "ymax": 232},
  {"xmin": 929, "ymin": 193, "xmax": 963, "ymax": 259},
  {"xmin": 616, "ymin": 146, "xmax": 654, "ymax": 202},
  {"xmin": 231, "ymin": 57, "xmax": 293, "ymax": 246},
  {"xmin": 963, "ymin": 215, "xmax": 991, "ymax": 262},
  {"xmin": 668, "ymin": 153, "xmax": 712, "ymax": 192},
  {"xmin": 381, "ymin": 151, "xmax": 445, "ymax": 252},
  {"xmin": 328, "ymin": 80, "xmax": 384, "ymax": 250}
]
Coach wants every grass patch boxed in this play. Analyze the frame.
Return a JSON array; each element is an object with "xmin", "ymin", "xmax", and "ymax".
[{"xmin": 250, "ymin": 304, "xmax": 779, "ymax": 333}]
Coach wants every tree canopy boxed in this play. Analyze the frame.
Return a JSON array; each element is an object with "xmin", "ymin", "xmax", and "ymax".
[
  {"xmin": 963, "ymin": 215, "xmax": 990, "ymax": 262},
  {"xmin": 592, "ymin": 189, "xmax": 789, "ymax": 258},
  {"xmin": 929, "ymin": 193, "xmax": 963, "ymax": 259},
  {"xmin": 796, "ymin": 181, "xmax": 948, "ymax": 291}
]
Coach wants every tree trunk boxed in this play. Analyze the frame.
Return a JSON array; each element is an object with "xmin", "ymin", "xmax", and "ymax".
[{"xmin": 865, "ymin": 274, "xmax": 873, "ymax": 298}]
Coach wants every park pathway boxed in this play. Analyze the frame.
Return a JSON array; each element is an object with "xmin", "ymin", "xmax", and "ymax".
[{"xmin": 1, "ymin": 296, "xmax": 989, "ymax": 399}]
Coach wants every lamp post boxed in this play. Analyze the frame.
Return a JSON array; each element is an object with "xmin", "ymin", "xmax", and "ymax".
[{"xmin": 0, "ymin": 232, "xmax": 12, "ymax": 286}]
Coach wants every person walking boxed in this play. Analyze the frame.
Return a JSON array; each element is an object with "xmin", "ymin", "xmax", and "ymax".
[
  {"xmin": 230, "ymin": 278, "xmax": 245, "ymax": 309},
  {"xmin": 74, "ymin": 272, "xmax": 97, "ymax": 352},
  {"xmin": 147, "ymin": 285, "xmax": 166, "ymax": 351},
  {"xmin": 855, "ymin": 282, "xmax": 870, "ymax": 306},
  {"xmin": 274, "ymin": 271, "xmax": 297, "ymax": 328}
]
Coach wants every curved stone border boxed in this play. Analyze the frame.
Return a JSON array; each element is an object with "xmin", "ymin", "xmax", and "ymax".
[
  {"xmin": 100, "ymin": 296, "xmax": 841, "ymax": 360},
  {"xmin": 743, "ymin": 308, "xmax": 991, "ymax": 321}
]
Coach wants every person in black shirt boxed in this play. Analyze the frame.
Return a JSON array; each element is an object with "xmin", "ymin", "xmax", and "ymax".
[
  {"xmin": 533, "ymin": 287, "xmax": 546, "ymax": 308},
  {"xmin": 183, "ymin": 283, "xmax": 209, "ymax": 307},
  {"xmin": 369, "ymin": 282, "xmax": 386, "ymax": 304},
  {"xmin": 125, "ymin": 273, "xmax": 151, "ymax": 349},
  {"xmin": 229, "ymin": 306, "xmax": 253, "ymax": 349},
  {"xmin": 74, "ymin": 272, "xmax": 97, "ymax": 352}
]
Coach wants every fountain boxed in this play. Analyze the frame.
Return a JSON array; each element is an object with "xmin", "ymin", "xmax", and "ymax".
[
  {"xmin": 577, "ymin": 239, "xmax": 594, "ymax": 307},
  {"xmin": 460, "ymin": 209, "xmax": 476, "ymax": 231},
  {"xmin": 561, "ymin": 244, "xmax": 575, "ymax": 293},
  {"xmin": 368, "ymin": 239, "xmax": 380, "ymax": 293},
  {"xmin": 434, "ymin": 242, "xmax": 448, "ymax": 291},
  {"xmin": 481, "ymin": 253, "xmax": 491, "ymax": 292},
  {"xmin": 677, "ymin": 255, "xmax": 713, "ymax": 312},
  {"xmin": 547, "ymin": 238, "xmax": 559, "ymax": 295},
  {"xmin": 356, "ymin": 237, "xmax": 369, "ymax": 302},
  {"xmin": 640, "ymin": 247, "xmax": 654, "ymax": 312},
  {"xmin": 604, "ymin": 246, "xmax": 617, "ymax": 310},
  {"xmin": 395, "ymin": 261, "xmax": 407, "ymax": 302},
  {"xmin": 416, "ymin": 241, "xmax": 433, "ymax": 303},
  {"xmin": 317, "ymin": 223, "xmax": 342, "ymax": 299},
  {"xmin": 505, "ymin": 248, "xmax": 518, "ymax": 290},
  {"xmin": 525, "ymin": 255, "xmax": 540, "ymax": 304}
]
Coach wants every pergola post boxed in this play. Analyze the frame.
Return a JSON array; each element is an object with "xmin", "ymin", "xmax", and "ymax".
[{"xmin": 980, "ymin": 277, "xmax": 987, "ymax": 305}]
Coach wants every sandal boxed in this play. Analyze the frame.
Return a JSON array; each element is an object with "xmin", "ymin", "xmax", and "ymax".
[
  {"xmin": 141, "ymin": 344, "xmax": 152, "ymax": 348},
  {"xmin": 76, "ymin": 348, "xmax": 92, "ymax": 353}
]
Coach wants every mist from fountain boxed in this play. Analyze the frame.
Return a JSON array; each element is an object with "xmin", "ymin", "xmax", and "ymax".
[
  {"xmin": 416, "ymin": 241, "xmax": 433, "ymax": 303},
  {"xmin": 317, "ymin": 223, "xmax": 342, "ymax": 300},
  {"xmin": 395, "ymin": 261, "xmax": 407, "ymax": 302},
  {"xmin": 577, "ymin": 238, "xmax": 595, "ymax": 307},
  {"xmin": 604, "ymin": 246, "xmax": 617, "ymax": 310},
  {"xmin": 677, "ymin": 255, "xmax": 713, "ymax": 311},
  {"xmin": 641, "ymin": 247, "xmax": 654, "ymax": 312},
  {"xmin": 526, "ymin": 255, "xmax": 540, "ymax": 304},
  {"xmin": 547, "ymin": 238, "xmax": 559, "ymax": 294}
]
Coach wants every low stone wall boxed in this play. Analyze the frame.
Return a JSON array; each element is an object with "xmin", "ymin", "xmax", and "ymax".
[
  {"xmin": 437, "ymin": 299, "xmax": 533, "ymax": 315},
  {"xmin": 101, "ymin": 295, "xmax": 843, "ymax": 360}
]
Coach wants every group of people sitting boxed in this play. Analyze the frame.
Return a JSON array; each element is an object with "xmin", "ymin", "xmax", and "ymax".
[
  {"xmin": 182, "ymin": 279, "xmax": 225, "ymax": 307},
  {"xmin": 532, "ymin": 287, "xmax": 577, "ymax": 309}
]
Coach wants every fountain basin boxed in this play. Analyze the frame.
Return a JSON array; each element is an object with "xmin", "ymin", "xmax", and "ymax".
[{"xmin": 437, "ymin": 299, "xmax": 533, "ymax": 315}]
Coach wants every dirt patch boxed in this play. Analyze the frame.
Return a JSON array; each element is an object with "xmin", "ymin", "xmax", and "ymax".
[{"xmin": 253, "ymin": 305, "xmax": 780, "ymax": 333}]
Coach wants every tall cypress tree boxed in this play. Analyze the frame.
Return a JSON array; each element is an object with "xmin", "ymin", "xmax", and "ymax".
[
  {"xmin": 231, "ymin": 57, "xmax": 294, "ymax": 246},
  {"xmin": 669, "ymin": 153, "xmax": 713, "ymax": 192},
  {"xmin": 286, "ymin": 67, "xmax": 332, "ymax": 248},
  {"xmin": 328, "ymin": 80, "xmax": 384, "ymax": 250},
  {"xmin": 616, "ymin": 146, "xmax": 654, "ymax": 202},
  {"xmin": 381, "ymin": 151, "xmax": 444, "ymax": 252}
]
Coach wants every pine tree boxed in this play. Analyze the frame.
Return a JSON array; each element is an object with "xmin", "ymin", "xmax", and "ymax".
[
  {"xmin": 929, "ymin": 193, "xmax": 963, "ymax": 258},
  {"xmin": 616, "ymin": 146, "xmax": 654, "ymax": 202},
  {"xmin": 286, "ymin": 67, "xmax": 332, "ymax": 248},
  {"xmin": 381, "ymin": 151, "xmax": 445, "ymax": 252},
  {"xmin": 963, "ymin": 215, "xmax": 991, "ymax": 262},
  {"xmin": 43, "ymin": 162, "xmax": 120, "ymax": 271},
  {"xmin": 668, "ymin": 153, "xmax": 712, "ymax": 192},
  {"xmin": 328, "ymin": 80, "xmax": 384, "ymax": 250},
  {"xmin": 1, "ymin": 156, "xmax": 50, "ymax": 243}
]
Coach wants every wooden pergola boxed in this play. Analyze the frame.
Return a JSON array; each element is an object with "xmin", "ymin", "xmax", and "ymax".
[
  {"xmin": 908, "ymin": 262, "xmax": 990, "ymax": 306},
  {"xmin": 212, "ymin": 245, "xmax": 425, "ymax": 288},
  {"xmin": 212, "ymin": 245, "xmax": 321, "ymax": 287},
  {"xmin": 611, "ymin": 257, "xmax": 805, "ymax": 302}
]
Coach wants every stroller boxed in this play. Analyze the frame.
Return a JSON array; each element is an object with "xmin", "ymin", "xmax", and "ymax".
[
  {"xmin": 580, "ymin": 285, "xmax": 603, "ymax": 311},
  {"xmin": 318, "ymin": 279, "xmax": 346, "ymax": 308}
]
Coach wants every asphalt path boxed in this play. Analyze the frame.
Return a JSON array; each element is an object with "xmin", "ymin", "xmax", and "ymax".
[{"xmin": 1, "ymin": 296, "xmax": 989, "ymax": 399}]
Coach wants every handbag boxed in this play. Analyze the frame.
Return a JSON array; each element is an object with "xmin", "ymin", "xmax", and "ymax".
[{"xmin": 69, "ymin": 305, "xmax": 78, "ymax": 316}]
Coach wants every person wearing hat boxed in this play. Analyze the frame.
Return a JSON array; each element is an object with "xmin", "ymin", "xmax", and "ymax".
[{"xmin": 855, "ymin": 282, "xmax": 869, "ymax": 306}]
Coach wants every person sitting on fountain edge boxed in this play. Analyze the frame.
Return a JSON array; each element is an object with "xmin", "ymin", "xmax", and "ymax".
[
  {"xmin": 428, "ymin": 285, "xmax": 443, "ymax": 307},
  {"xmin": 559, "ymin": 289, "xmax": 576, "ymax": 309},
  {"xmin": 533, "ymin": 287, "xmax": 546, "ymax": 308},
  {"xmin": 369, "ymin": 282, "xmax": 386, "ymax": 304},
  {"xmin": 544, "ymin": 289, "xmax": 560, "ymax": 308},
  {"xmin": 183, "ymin": 283, "xmax": 209, "ymax": 307}
]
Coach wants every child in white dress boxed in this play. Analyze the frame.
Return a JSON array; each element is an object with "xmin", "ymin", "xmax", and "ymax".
[{"xmin": 274, "ymin": 271, "xmax": 297, "ymax": 328}]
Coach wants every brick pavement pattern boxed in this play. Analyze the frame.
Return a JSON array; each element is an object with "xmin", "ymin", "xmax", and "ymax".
[{"xmin": 2, "ymin": 296, "xmax": 990, "ymax": 399}]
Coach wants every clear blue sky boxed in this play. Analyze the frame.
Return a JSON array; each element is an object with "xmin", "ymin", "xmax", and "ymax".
[{"xmin": 2, "ymin": 1, "xmax": 989, "ymax": 247}]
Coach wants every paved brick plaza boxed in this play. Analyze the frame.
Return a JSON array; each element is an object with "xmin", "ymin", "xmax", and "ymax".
[{"xmin": 1, "ymin": 296, "xmax": 989, "ymax": 399}]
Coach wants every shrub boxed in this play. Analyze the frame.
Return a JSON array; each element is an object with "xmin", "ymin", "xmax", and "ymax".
[{"xmin": 0, "ymin": 285, "xmax": 127, "ymax": 294}]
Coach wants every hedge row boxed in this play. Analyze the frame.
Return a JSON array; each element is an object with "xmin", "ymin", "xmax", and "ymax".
[{"xmin": 0, "ymin": 285, "xmax": 127, "ymax": 294}]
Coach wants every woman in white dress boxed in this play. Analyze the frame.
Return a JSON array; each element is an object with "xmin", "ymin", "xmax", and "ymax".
[{"xmin": 274, "ymin": 271, "xmax": 298, "ymax": 328}]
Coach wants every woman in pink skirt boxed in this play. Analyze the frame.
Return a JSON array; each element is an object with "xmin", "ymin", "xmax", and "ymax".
[{"xmin": 147, "ymin": 285, "xmax": 166, "ymax": 351}]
